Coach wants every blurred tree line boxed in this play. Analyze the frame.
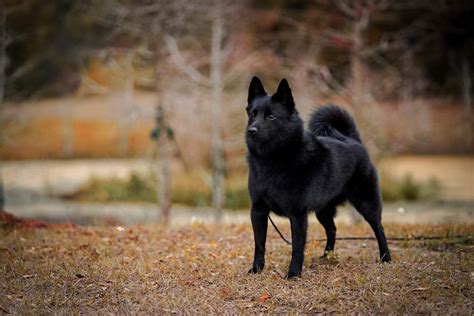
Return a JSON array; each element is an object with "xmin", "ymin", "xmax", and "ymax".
[
  {"xmin": 1, "ymin": 0, "xmax": 472, "ymax": 217},
  {"xmin": 3, "ymin": 0, "xmax": 115, "ymax": 99},
  {"xmin": 2, "ymin": 0, "xmax": 473, "ymax": 101}
]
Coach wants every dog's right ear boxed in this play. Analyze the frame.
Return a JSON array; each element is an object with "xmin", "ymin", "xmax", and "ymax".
[{"xmin": 248, "ymin": 76, "xmax": 266, "ymax": 103}]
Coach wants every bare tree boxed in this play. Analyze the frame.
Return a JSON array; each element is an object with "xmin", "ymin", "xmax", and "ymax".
[
  {"xmin": 278, "ymin": 1, "xmax": 393, "ymax": 107},
  {"xmin": 163, "ymin": 0, "xmax": 246, "ymax": 221},
  {"xmin": 0, "ymin": 6, "xmax": 6, "ymax": 211},
  {"xmin": 332, "ymin": 1, "xmax": 390, "ymax": 108},
  {"xmin": 209, "ymin": 2, "xmax": 225, "ymax": 221},
  {"xmin": 152, "ymin": 104, "xmax": 171, "ymax": 224},
  {"xmin": 94, "ymin": 0, "xmax": 239, "ymax": 222},
  {"xmin": 91, "ymin": 1, "xmax": 185, "ymax": 224},
  {"xmin": 273, "ymin": 0, "xmax": 394, "ymax": 156}
]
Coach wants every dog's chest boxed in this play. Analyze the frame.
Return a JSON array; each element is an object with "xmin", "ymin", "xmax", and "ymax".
[{"xmin": 256, "ymin": 174, "xmax": 302, "ymax": 216}]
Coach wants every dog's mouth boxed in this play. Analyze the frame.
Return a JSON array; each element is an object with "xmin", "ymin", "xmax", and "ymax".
[{"xmin": 245, "ymin": 133, "xmax": 261, "ymax": 143}]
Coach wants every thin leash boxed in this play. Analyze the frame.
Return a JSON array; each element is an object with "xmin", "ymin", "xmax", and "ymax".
[
  {"xmin": 268, "ymin": 215, "xmax": 472, "ymax": 245},
  {"xmin": 268, "ymin": 215, "xmax": 292, "ymax": 245}
]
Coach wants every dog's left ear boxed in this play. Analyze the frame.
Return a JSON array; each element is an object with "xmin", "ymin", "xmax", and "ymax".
[{"xmin": 272, "ymin": 78, "xmax": 295, "ymax": 112}]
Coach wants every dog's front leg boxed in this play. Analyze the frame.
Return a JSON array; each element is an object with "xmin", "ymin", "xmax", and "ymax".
[
  {"xmin": 287, "ymin": 215, "xmax": 308, "ymax": 279},
  {"xmin": 249, "ymin": 204, "xmax": 269, "ymax": 273}
]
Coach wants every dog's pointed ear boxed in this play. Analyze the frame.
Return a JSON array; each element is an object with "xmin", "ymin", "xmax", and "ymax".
[
  {"xmin": 272, "ymin": 78, "xmax": 294, "ymax": 111},
  {"xmin": 248, "ymin": 76, "xmax": 266, "ymax": 103}
]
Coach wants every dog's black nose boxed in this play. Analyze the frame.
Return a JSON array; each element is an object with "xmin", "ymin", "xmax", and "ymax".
[{"xmin": 247, "ymin": 126, "xmax": 258, "ymax": 135}]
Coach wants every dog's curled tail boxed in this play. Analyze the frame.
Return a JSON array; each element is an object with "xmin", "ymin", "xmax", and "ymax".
[{"xmin": 308, "ymin": 104, "xmax": 361, "ymax": 142}]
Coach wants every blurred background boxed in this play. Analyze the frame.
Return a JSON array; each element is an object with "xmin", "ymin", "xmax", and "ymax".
[{"xmin": 0, "ymin": 0, "xmax": 473, "ymax": 226}]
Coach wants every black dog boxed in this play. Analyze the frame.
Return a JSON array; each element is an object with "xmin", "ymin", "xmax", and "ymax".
[{"xmin": 245, "ymin": 76, "xmax": 391, "ymax": 279}]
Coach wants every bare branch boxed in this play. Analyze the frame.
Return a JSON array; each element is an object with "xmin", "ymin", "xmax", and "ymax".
[
  {"xmin": 359, "ymin": 8, "xmax": 370, "ymax": 30},
  {"xmin": 6, "ymin": 50, "xmax": 46, "ymax": 83},
  {"xmin": 323, "ymin": 29, "xmax": 354, "ymax": 45},
  {"xmin": 224, "ymin": 51, "xmax": 262, "ymax": 83},
  {"xmin": 335, "ymin": 0, "xmax": 357, "ymax": 18},
  {"xmin": 367, "ymin": 0, "xmax": 392, "ymax": 13},
  {"xmin": 319, "ymin": 66, "xmax": 351, "ymax": 100},
  {"xmin": 134, "ymin": 3, "xmax": 162, "ymax": 16},
  {"xmin": 164, "ymin": 35, "xmax": 209, "ymax": 85}
]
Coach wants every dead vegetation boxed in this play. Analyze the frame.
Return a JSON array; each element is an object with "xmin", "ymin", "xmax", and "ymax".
[{"xmin": 0, "ymin": 222, "xmax": 472, "ymax": 314}]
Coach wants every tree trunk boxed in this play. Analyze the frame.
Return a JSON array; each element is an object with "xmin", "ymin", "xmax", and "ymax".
[
  {"xmin": 0, "ymin": 8, "xmax": 6, "ymax": 212},
  {"xmin": 349, "ymin": 12, "xmax": 368, "ymax": 110},
  {"xmin": 462, "ymin": 54, "xmax": 472, "ymax": 151},
  {"xmin": 157, "ymin": 132, "xmax": 171, "ymax": 225},
  {"xmin": 155, "ymin": 104, "xmax": 171, "ymax": 225},
  {"xmin": 347, "ymin": 9, "xmax": 388, "ymax": 160},
  {"xmin": 209, "ymin": 1, "xmax": 225, "ymax": 221}
]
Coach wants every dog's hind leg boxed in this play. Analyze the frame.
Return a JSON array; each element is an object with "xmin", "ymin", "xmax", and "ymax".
[
  {"xmin": 316, "ymin": 206, "xmax": 337, "ymax": 257},
  {"xmin": 350, "ymin": 192, "xmax": 391, "ymax": 262}
]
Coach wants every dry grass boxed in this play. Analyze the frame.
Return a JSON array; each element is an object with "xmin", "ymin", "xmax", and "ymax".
[{"xmin": 0, "ymin": 222, "xmax": 473, "ymax": 314}]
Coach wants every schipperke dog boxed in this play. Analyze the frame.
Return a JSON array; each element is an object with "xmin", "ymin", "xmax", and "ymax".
[{"xmin": 245, "ymin": 76, "xmax": 391, "ymax": 279}]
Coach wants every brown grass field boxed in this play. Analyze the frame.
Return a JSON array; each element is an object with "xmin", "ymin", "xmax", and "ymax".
[{"xmin": 0, "ymin": 222, "xmax": 472, "ymax": 314}]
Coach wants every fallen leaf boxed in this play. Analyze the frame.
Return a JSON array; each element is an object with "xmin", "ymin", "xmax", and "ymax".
[
  {"xmin": 259, "ymin": 294, "xmax": 270, "ymax": 303},
  {"xmin": 220, "ymin": 287, "xmax": 231, "ymax": 297}
]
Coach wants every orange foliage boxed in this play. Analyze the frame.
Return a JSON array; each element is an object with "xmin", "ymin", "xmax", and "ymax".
[
  {"xmin": 128, "ymin": 124, "xmax": 153, "ymax": 156},
  {"xmin": 0, "ymin": 118, "xmax": 63, "ymax": 159},
  {"xmin": 73, "ymin": 120, "xmax": 118, "ymax": 157}
]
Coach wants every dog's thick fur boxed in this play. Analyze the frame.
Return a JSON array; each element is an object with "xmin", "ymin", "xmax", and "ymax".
[{"xmin": 245, "ymin": 76, "xmax": 391, "ymax": 278}]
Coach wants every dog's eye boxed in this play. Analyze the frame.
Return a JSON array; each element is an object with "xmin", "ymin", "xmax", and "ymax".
[
  {"xmin": 267, "ymin": 114, "xmax": 276, "ymax": 120},
  {"xmin": 249, "ymin": 110, "xmax": 257, "ymax": 118}
]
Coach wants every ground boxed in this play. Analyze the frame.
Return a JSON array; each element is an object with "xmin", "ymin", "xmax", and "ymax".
[{"xmin": 0, "ymin": 221, "xmax": 472, "ymax": 314}]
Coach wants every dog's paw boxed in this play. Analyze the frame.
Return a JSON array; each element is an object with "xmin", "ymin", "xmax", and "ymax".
[
  {"xmin": 248, "ymin": 265, "xmax": 264, "ymax": 274},
  {"xmin": 285, "ymin": 270, "xmax": 301, "ymax": 279},
  {"xmin": 380, "ymin": 253, "xmax": 392, "ymax": 263},
  {"xmin": 319, "ymin": 250, "xmax": 332, "ymax": 259},
  {"xmin": 319, "ymin": 251, "xmax": 338, "ymax": 264}
]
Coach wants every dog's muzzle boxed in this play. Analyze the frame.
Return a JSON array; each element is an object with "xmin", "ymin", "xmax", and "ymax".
[{"xmin": 247, "ymin": 126, "xmax": 258, "ymax": 135}]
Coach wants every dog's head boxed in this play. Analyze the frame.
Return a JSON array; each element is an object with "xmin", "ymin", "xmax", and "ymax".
[{"xmin": 245, "ymin": 76, "xmax": 303, "ymax": 157}]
